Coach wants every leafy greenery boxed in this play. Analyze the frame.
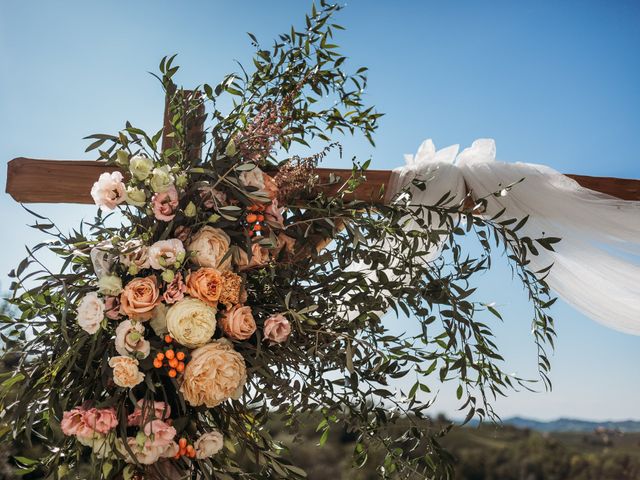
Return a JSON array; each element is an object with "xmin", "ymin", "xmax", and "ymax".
[{"xmin": 0, "ymin": 2, "xmax": 557, "ymax": 479}]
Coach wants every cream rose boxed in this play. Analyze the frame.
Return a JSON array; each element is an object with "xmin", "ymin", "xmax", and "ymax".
[
  {"xmin": 165, "ymin": 298, "xmax": 216, "ymax": 348},
  {"xmin": 149, "ymin": 165, "xmax": 174, "ymax": 193},
  {"xmin": 194, "ymin": 430, "xmax": 224, "ymax": 459},
  {"xmin": 120, "ymin": 276, "xmax": 160, "ymax": 321},
  {"xmin": 115, "ymin": 320, "xmax": 150, "ymax": 359},
  {"xmin": 129, "ymin": 155, "xmax": 154, "ymax": 181},
  {"xmin": 148, "ymin": 239, "xmax": 185, "ymax": 271},
  {"xmin": 187, "ymin": 226, "xmax": 231, "ymax": 270},
  {"xmin": 180, "ymin": 339, "xmax": 246, "ymax": 407},
  {"xmin": 109, "ymin": 356, "xmax": 144, "ymax": 388},
  {"xmin": 149, "ymin": 304, "xmax": 168, "ymax": 336},
  {"xmin": 220, "ymin": 305, "xmax": 256, "ymax": 341},
  {"xmin": 77, "ymin": 292, "xmax": 104, "ymax": 334}
]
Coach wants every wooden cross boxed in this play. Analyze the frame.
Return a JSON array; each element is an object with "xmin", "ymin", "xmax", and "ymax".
[{"xmin": 5, "ymin": 92, "xmax": 640, "ymax": 204}]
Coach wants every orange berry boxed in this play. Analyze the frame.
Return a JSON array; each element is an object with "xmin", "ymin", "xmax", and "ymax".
[
  {"xmin": 164, "ymin": 335, "xmax": 173, "ymax": 344},
  {"xmin": 176, "ymin": 351, "xmax": 185, "ymax": 361},
  {"xmin": 177, "ymin": 362, "xmax": 185, "ymax": 373},
  {"xmin": 253, "ymin": 224, "xmax": 262, "ymax": 231},
  {"xmin": 246, "ymin": 213, "xmax": 258, "ymax": 223},
  {"xmin": 186, "ymin": 445, "xmax": 195, "ymax": 457},
  {"xmin": 179, "ymin": 446, "xmax": 187, "ymax": 456},
  {"xmin": 153, "ymin": 359, "xmax": 163, "ymax": 369},
  {"xmin": 168, "ymin": 369, "xmax": 177, "ymax": 378},
  {"xmin": 248, "ymin": 230, "xmax": 255, "ymax": 237},
  {"xmin": 173, "ymin": 452, "xmax": 181, "ymax": 460},
  {"xmin": 156, "ymin": 352, "xmax": 165, "ymax": 361},
  {"xmin": 165, "ymin": 349, "xmax": 175, "ymax": 360},
  {"xmin": 178, "ymin": 438, "xmax": 187, "ymax": 449},
  {"xmin": 169, "ymin": 358, "xmax": 179, "ymax": 369},
  {"xmin": 257, "ymin": 214, "xmax": 265, "ymax": 222}
]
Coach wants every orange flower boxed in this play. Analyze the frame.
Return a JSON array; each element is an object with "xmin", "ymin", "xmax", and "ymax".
[
  {"xmin": 120, "ymin": 276, "xmax": 160, "ymax": 321},
  {"xmin": 186, "ymin": 268, "xmax": 223, "ymax": 307}
]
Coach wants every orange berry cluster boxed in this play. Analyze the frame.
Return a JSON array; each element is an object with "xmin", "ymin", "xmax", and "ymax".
[
  {"xmin": 174, "ymin": 437, "xmax": 196, "ymax": 459},
  {"xmin": 152, "ymin": 335, "xmax": 186, "ymax": 377},
  {"xmin": 246, "ymin": 204, "xmax": 266, "ymax": 237}
]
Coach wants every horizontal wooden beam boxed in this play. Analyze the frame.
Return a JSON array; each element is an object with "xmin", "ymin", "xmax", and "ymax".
[{"xmin": 5, "ymin": 157, "xmax": 640, "ymax": 205}]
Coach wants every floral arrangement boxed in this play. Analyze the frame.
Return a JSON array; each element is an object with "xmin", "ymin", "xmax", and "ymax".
[{"xmin": 0, "ymin": 3, "xmax": 556, "ymax": 479}]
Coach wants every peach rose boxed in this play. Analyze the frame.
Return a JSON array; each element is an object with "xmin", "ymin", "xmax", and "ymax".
[
  {"xmin": 220, "ymin": 305, "xmax": 256, "ymax": 341},
  {"xmin": 152, "ymin": 184, "xmax": 179, "ymax": 221},
  {"xmin": 120, "ymin": 276, "xmax": 160, "ymax": 321},
  {"xmin": 263, "ymin": 314, "xmax": 291, "ymax": 344},
  {"xmin": 148, "ymin": 239, "xmax": 185, "ymax": 271},
  {"xmin": 109, "ymin": 356, "xmax": 144, "ymax": 388},
  {"xmin": 165, "ymin": 298, "xmax": 217, "ymax": 349},
  {"xmin": 180, "ymin": 339, "xmax": 246, "ymax": 408},
  {"xmin": 186, "ymin": 268, "xmax": 223, "ymax": 307},
  {"xmin": 194, "ymin": 430, "xmax": 224, "ymax": 459},
  {"xmin": 91, "ymin": 171, "xmax": 126, "ymax": 211},
  {"xmin": 187, "ymin": 226, "xmax": 231, "ymax": 270},
  {"xmin": 115, "ymin": 320, "xmax": 150, "ymax": 359}
]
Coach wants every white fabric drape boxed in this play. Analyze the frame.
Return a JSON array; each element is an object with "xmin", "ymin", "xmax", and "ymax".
[{"xmin": 387, "ymin": 139, "xmax": 640, "ymax": 335}]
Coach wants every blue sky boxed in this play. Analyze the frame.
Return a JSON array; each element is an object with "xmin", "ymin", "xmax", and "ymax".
[{"xmin": 1, "ymin": 0, "xmax": 638, "ymax": 421}]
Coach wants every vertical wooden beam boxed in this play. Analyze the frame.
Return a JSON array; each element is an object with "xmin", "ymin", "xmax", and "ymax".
[{"xmin": 161, "ymin": 89, "xmax": 206, "ymax": 162}]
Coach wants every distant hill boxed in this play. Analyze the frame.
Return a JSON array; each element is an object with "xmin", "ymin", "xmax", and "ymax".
[{"xmin": 502, "ymin": 416, "xmax": 640, "ymax": 432}]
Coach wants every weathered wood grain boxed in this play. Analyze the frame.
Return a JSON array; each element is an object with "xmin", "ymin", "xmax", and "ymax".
[{"xmin": 6, "ymin": 158, "xmax": 639, "ymax": 204}]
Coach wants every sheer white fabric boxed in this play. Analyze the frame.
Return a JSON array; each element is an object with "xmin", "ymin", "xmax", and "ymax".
[{"xmin": 387, "ymin": 139, "xmax": 640, "ymax": 335}]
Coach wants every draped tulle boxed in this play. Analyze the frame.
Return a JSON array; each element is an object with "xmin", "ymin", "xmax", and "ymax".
[{"xmin": 388, "ymin": 139, "xmax": 640, "ymax": 335}]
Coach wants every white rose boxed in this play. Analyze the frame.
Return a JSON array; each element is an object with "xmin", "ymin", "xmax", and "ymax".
[
  {"xmin": 166, "ymin": 298, "xmax": 216, "ymax": 348},
  {"xmin": 129, "ymin": 156, "xmax": 154, "ymax": 181},
  {"xmin": 194, "ymin": 430, "xmax": 224, "ymax": 459},
  {"xmin": 98, "ymin": 274, "xmax": 123, "ymax": 296},
  {"xmin": 90, "ymin": 171, "xmax": 126, "ymax": 211},
  {"xmin": 239, "ymin": 166, "xmax": 265, "ymax": 190},
  {"xmin": 148, "ymin": 239, "xmax": 185, "ymax": 270},
  {"xmin": 77, "ymin": 292, "xmax": 104, "ymax": 334},
  {"xmin": 149, "ymin": 166, "xmax": 174, "ymax": 193}
]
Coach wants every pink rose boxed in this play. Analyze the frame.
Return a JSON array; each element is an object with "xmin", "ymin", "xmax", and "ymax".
[
  {"xmin": 152, "ymin": 185, "xmax": 179, "ymax": 221},
  {"xmin": 91, "ymin": 171, "xmax": 127, "ymax": 211},
  {"xmin": 143, "ymin": 420, "xmax": 176, "ymax": 447},
  {"xmin": 220, "ymin": 305, "xmax": 256, "ymax": 341},
  {"xmin": 82, "ymin": 407, "xmax": 118, "ymax": 435},
  {"xmin": 61, "ymin": 407, "xmax": 86, "ymax": 436},
  {"xmin": 263, "ymin": 314, "xmax": 291, "ymax": 344},
  {"xmin": 127, "ymin": 400, "xmax": 171, "ymax": 426},
  {"xmin": 163, "ymin": 272, "xmax": 187, "ymax": 304},
  {"xmin": 105, "ymin": 296, "xmax": 122, "ymax": 320}
]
